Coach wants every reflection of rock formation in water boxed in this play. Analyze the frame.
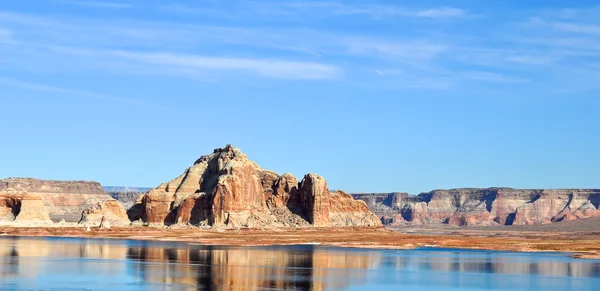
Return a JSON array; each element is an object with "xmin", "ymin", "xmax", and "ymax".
[
  {"xmin": 1, "ymin": 238, "xmax": 599, "ymax": 290},
  {"xmin": 0, "ymin": 238, "xmax": 129, "ymax": 280},
  {"xmin": 386, "ymin": 251, "xmax": 600, "ymax": 279},
  {"xmin": 126, "ymin": 246, "xmax": 382, "ymax": 290}
]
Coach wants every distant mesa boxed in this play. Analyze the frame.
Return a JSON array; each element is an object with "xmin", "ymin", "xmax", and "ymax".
[
  {"xmin": 0, "ymin": 177, "xmax": 127, "ymax": 225},
  {"xmin": 351, "ymin": 189, "xmax": 600, "ymax": 226}
]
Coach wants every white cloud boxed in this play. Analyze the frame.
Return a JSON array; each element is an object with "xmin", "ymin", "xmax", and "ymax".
[
  {"xmin": 0, "ymin": 77, "xmax": 152, "ymax": 106},
  {"xmin": 373, "ymin": 69, "xmax": 403, "ymax": 76},
  {"xmin": 160, "ymin": 2, "xmax": 467, "ymax": 20},
  {"xmin": 54, "ymin": 0, "xmax": 131, "ymax": 9},
  {"xmin": 528, "ymin": 17, "xmax": 600, "ymax": 35},
  {"xmin": 344, "ymin": 40, "xmax": 446, "ymax": 64},
  {"xmin": 109, "ymin": 51, "xmax": 341, "ymax": 80},
  {"xmin": 541, "ymin": 6, "xmax": 600, "ymax": 21},
  {"xmin": 414, "ymin": 7, "xmax": 466, "ymax": 19},
  {"xmin": 463, "ymin": 71, "xmax": 528, "ymax": 83},
  {"xmin": 549, "ymin": 22, "xmax": 600, "ymax": 35},
  {"xmin": 504, "ymin": 55, "xmax": 554, "ymax": 65}
]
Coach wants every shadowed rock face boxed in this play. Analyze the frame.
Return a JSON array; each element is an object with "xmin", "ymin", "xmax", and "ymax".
[
  {"xmin": 139, "ymin": 145, "xmax": 381, "ymax": 228},
  {"xmin": 352, "ymin": 189, "xmax": 600, "ymax": 226},
  {"xmin": 0, "ymin": 193, "xmax": 52, "ymax": 224},
  {"xmin": 0, "ymin": 178, "xmax": 126, "ymax": 223}
]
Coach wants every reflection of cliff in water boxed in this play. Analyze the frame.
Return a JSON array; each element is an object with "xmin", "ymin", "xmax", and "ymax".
[
  {"xmin": 0, "ymin": 237, "xmax": 599, "ymax": 290},
  {"xmin": 126, "ymin": 245, "xmax": 382, "ymax": 291},
  {"xmin": 0, "ymin": 237, "xmax": 130, "ymax": 279}
]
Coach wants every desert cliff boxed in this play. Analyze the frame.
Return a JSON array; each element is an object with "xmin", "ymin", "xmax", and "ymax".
[
  {"xmin": 352, "ymin": 188, "xmax": 600, "ymax": 226},
  {"xmin": 136, "ymin": 145, "xmax": 381, "ymax": 228},
  {"xmin": 0, "ymin": 177, "xmax": 128, "ymax": 225}
]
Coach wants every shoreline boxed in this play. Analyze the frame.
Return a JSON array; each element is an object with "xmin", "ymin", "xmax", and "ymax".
[{"xmin": 1, "ymin": 226, "xmax": 599, "ymax": 259}]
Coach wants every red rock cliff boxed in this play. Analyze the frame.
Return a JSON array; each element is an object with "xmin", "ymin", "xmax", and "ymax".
[{"xmin": 140, "ymin": 145, "xmax": 381, "ymax": 228}]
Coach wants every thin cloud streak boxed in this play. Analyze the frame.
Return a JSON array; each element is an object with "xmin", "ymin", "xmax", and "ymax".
[
  {"xmin": 109, "ymin": 51, "xmax": 341, "ymax": 80},
  {"xmin": 160, "ymin": 2, "xmax": 468, "ymax": 20},
  {"xmin": 0, "ymin": 77, "xmax": 154, "ymax": 107},
  {"xmin": 528, "ymin": 17, "xmax": 600, "ymax": 35},
  {"xmin": 415, "ymin": 7, "xmax": 466, "ymax": 18},
  {"xmin": 54, "ymin": 0, "xmax": 132, "ymax": 9},
  {"xmin": 463, "ymin": 71, "xmax": 529, "ymax": 83}
]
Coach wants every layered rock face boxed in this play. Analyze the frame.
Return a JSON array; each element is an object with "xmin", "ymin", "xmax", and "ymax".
[
  {"xmin": 0, "ymin": 193, "xmax": 53, "ymax": 224},
  {"xmin": 352, "ymin": 188, "xmax": 600, "ymax": 226},
  {"xmin": 139, "ymin": 145, "xmax": 381, "ymax": 228},
  {"xmin": 0, "ymin": 178, "xmax": 127, "ymax": 223}
]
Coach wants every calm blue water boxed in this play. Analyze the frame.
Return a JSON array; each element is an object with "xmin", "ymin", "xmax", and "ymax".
[{"xmin": 0, "ymin": 236, "xmax": 598, "ymax": 290}]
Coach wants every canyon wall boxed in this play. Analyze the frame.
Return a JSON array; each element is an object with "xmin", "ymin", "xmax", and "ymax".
[{"xmin": 352, "ymin": 188, "xmax": 600, "ymax": 226}]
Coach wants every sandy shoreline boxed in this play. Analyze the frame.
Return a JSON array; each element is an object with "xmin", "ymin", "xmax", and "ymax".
[{"xmin": 1, "ymin": 226, "xmax": 599, "ymax": 259}]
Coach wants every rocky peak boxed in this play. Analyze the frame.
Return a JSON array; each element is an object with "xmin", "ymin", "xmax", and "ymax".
[
  {"xmin": 141, "ymin": 145, "xmax": 381, "ymax": 228},
  {"xmin": 194, "ymin": 145, "xmax": 249, "ymax": 166}
]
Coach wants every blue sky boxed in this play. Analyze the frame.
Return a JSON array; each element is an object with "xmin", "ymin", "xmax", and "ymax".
[{"xmin": 1, "ymin": 0, "xmax": 599, "ymax": 194}]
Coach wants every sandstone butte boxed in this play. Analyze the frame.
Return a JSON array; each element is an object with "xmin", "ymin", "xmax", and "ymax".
[
  {"xmin": 353, "ymin": 188, "xmax": 600, "ymax": 226},
  {"xmin": 131, "ymin": 145, "xmax": 382, "ymax": 228},
  {"xmin": 0, "ymin": 177, "xmax": 129, "ymax": 226}
]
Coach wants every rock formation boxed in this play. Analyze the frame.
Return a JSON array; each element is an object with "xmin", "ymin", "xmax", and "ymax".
[
  {"xmin": 138, "ymin": 145, "xmax": 381, "ymax": 228},
  {"xmin": 352, "ymin": 188, "xmax": 600, "ymax": 226},
  {"xmin": 0, "ymin": 193, "xmax": 53, "ymax": 224},
  {"xmin": 79, "ymin": 200, "xmax": 130, "ymax": 227},
  {"xmin": 0, "ymin": 177, "xmax": 128, "ymax": 223}
]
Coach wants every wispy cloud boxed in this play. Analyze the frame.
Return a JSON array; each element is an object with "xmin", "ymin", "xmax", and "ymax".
[
  {"xmin": 109, "ymin": 51, "xmax": 341, "ymax": 80},
  {"xmin": 414, "ymin": 7, "xmax": 466, "ymax": 19},
  {"xmin": 528, "ymin": 17, "xmax": 600, "ymax": 35},
  {"xmin": 331, "ymin": 5, "xmax": 466, "ymax": 19},
  {"xmin": 160, "ymin": 2, "xmax": 467, "ymax": 20},
  {"xmin": 0, "ymin": 77, "xmax": 153, "ymax": 107},
  {"xmin": 344, "ymin": 40, "xmax": 446, "ymax": 63},
  {"xmin": 504, "ymin": 54, "xmax": 555, "ymax": 65},
  {"xmin": 463, "ymin": 71, "xmax": 528, "ymax": 83},
  {"xmin": 2, "ymin": 3, "xmax": 600, "ymax": 92},
  {"xmin": 54, "ymin": 0, "xmax": 131, "ymax": 9}
]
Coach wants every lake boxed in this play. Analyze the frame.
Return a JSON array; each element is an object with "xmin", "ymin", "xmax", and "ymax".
[{"xmin": 0, "ymin": 236, "xmax": 598, "ymax": 290}]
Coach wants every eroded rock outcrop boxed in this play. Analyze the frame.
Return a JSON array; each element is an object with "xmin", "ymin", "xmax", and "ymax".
[
  {"xmin": 352, "ymin": 188, "xmax": 600, "ymax": 226},
  {"xmin": 0, "ymin": 193, "xmax": 53, "ymax": 224},
  {"xmin": 79, "ymin": 200, "xmax": 130, "ymax": 227},
  {"xmin": 139, "ymin": 145, "xmax": 381, "ymax": 228},
  {"xmin": 0, "ymin": 178, "xmax": 118, "ymax": 222}
]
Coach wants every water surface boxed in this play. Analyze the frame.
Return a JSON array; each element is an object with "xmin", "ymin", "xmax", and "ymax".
[{"xmin": 0, "ymin": 236, "xmax": 598, "ymax": 290}]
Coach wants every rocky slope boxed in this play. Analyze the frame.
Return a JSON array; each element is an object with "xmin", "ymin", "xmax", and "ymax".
[
  {"xmin": 352, "ymin": 188, "xmax": 600, "ymax": 226},
  {"xmin": 136, "ymin": 145, "xmax": 381, "ymax": 228},
  {"xmin": 0, "ymin": 178, "xmax": 127, "ymax": 223}
]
